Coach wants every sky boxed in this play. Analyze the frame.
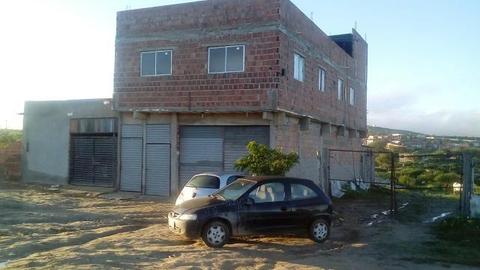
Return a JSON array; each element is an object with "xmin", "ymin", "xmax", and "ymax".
[{"xmin": 0, "ymin": 0, "xmax": 478, "ymax": 136}]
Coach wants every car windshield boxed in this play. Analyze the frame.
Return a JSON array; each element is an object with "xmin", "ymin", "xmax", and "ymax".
[
  {"xmin": 186, "ymin": 175, "xmax": 220, "ymax": 189},
  {"xmin": 214, "ymin": 178, "xmax": 256, "ymax": 200}
]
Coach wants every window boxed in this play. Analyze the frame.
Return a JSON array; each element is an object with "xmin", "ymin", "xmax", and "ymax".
[
  {"xmin": 226, "ymin": 175, "xmax": 243, "ymax": 185},
  {"xmin": 208, "ymin": 45, "xmax": 245, "ymax": 73},
  {"xmin": 294, "ymin": 53, "xmax": 304, "ymax": 81},
  {"xmin": 186, "ymin": 175, "xmax": 220, "ymax": 189},
  {"xmin": 337, "ymin": 79, "xmax": 344, "ymax": 101},
  {"xmin": 349, "ymin": 87, "xmax": 355, "ymax": 105},
  {"xmin": 248, "ymin": 182, "xmax": 285, "ymax": 203},
  {"xmin": 318, "ymin": 68, "xmax": 326, "ymax": 91},
  {"xmin": 141, "ymin": 50, "xmax": 172, "ymax": 76},
  {"xmin": 290, "ymin": 184, "xmax": 318, "ymax": 200}
]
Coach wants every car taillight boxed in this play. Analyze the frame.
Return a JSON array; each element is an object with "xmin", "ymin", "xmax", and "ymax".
[{"xmin": 192, "ymin": 192, "xmax": 197, "ymax": 198}]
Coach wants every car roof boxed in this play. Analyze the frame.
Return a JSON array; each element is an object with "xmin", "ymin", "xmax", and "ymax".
[
  {"xmin": 240, "ymin": 176, "xmax": 315, "ymax": 183},
  {"xmin": 193, "ymin": 172, "xmax": 243, "ymax": 178}
]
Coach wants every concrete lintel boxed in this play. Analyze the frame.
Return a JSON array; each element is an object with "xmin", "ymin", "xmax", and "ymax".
[
  {"xmin": 262, "ymin": 112, "xmax": 274, "ymax": 121},
  {"xmin": 133, "ymin": 111, "xmax": 148, "ymax": 120}
]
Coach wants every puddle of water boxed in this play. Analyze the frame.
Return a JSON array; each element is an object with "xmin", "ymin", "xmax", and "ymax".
[{"xmin": 424, "ymin": 212, "xmax": 452, "ymax": 223}]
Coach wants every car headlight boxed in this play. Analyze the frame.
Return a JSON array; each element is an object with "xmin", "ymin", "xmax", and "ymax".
[{"xmin": 179, "ymin": 213, "xmax": 197, "ymax": 220}]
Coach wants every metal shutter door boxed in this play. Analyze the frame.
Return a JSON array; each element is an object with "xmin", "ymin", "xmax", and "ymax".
[
  {"xmin": 223, "ymin": 126, "xmax": 269, "ymax": 173},
  {"xmin": 145, "ymin": 124, "xmax": 171, "ymax": 196},
  {"xmin": 179, "ymin": 126, "xmax": 224, "ymax": 187},
  {"xmin": 93, "ymin": 137, "xmax": 117, "ymax": 186},
  {"xmin": 70, "ymin": 137, "xmax": 94, "ymax": 184},
  {"xmin": 145, "ymin": 144, "xmax": 170, "ymax": 196},
  {"xmin": 120, "ymin": 125, "xmax": 143, "ymax": 192}
]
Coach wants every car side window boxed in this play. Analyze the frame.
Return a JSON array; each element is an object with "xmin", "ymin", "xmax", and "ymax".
[
  {"xmin": 290, "ymin": 183, "xmax": 317, "ymax": 200},
  {"xmin": 248, "ymin": 182, "xmax": 285, "ymax": 203},
  {"xmin": 226, "ymin": 175, "xmax": 242, "ymax": 185}
]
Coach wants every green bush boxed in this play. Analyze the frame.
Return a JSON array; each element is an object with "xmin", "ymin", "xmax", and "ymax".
[
  {"xmin": 434, "ymin": 172, "xmax": 461, "ymax": 187},
  {"xmin": 0, "ymin": 129, "xmax": 22, "ymax": 148},
  {"xmin": 398, "ymin": 175, "xmax": 415, "ymax": 187},
  {"xmin": 433, "ymin": 217, "xmax": 480, "ymax": 245},
  {"xmin": 234, "ymin": 141, "xmax": 299, "ymax": 176}
]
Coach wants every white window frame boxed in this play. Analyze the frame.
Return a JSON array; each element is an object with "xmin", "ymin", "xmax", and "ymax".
[
  {"xmin": 337, "ymin": 79, "xmax": 344, "ymax": 101},
  {"xmin": 349, "ymin": 87, "xmax": 355, "ymax": 105},
  {"xmin": 293, "ymin": 53, "xmax": 305, "ymax": 82},
  {"xmin": 207, "ymin": 45, "xmax": 245, "ymax": 74},
  {"xmin": 318, "ymin": 68, "xmax": 326, "ymax": 91},
  {"xmin": 140, "ymin": 50, "xmax": 173, "ymax": 77}
]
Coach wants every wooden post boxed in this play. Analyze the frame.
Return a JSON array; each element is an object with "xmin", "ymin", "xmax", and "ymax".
[{"xmin": 461, "ymin": 153, "xmax": 474, "ymax": 216}]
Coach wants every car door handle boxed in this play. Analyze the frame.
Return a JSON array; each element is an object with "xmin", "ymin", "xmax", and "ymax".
[{"xmin": 280, "ymin": 206, "xmax": 288, "ymax": 212}]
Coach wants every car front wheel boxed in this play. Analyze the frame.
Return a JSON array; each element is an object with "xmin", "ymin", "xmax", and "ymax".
[
  {"xmin": 202, "ymin": 221, "xmax": 230, "ymax": 248},
  {"xmin": 310, "ymin": 218, "xmax": 330, "ymax": 243}
]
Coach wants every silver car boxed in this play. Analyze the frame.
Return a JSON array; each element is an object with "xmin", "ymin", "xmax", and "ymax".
[{"xmin": 175, "ymin": 173, "xmax": 243, "ymax": 205}]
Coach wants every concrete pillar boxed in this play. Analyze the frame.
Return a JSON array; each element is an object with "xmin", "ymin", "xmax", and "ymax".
[{"xmin": 170, "ymin": 113, "xmax": 179, "ymax": 196}]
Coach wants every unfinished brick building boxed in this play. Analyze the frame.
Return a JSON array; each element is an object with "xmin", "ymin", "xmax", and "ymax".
[{"xmin": 114, "ymin": 0, "xmax": 368, "ymax": 196}]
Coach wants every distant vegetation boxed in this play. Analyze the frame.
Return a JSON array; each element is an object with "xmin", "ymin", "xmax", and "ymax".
[
  {"xmin": 0, "ymin": 129, "xmax": 22, "ymax": 149},
  {"xmin": 373, "ymin": 142, "xmax": 480, "ymax": 189}
]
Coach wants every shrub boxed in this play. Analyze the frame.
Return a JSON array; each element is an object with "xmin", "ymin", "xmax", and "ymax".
[
  {"xmin": 234, "ymin": 141, "xmax": 299, "ymax": 176},
  {"xmin": 434, "ymin": 172, "xmax": 461, "ymax": 187}
]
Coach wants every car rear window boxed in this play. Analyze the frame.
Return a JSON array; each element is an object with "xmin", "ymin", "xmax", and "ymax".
[
  {"xmin": 186, "ymin": 175, "xmax": 220, "ymax": 189},
  {"xmin": 290, "ymin": 183, "xmax": 318, "ymax": 200}
]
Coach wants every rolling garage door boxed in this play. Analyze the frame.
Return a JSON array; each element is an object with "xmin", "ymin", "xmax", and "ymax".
[
  {"xmin": 145, "ymin": 125, "xmax": 171, "ymax": 196},
  {"xmin": 70, "ymin": 135, "xmax": 117, "ymax": 187},
  {"xmin": 179, "ymin": 127, "xmax": 224, "ymax": 187},
  {"xmin": 120, "ymin": 125, "xmax": 143, "ymax": 192},
  {"xmin": 179, "ymin": 126, "xmax": 269, "ymax": 187},
  {"xmin": 223, "ymin": 126, "xmax": 269, "ymax": 173}
]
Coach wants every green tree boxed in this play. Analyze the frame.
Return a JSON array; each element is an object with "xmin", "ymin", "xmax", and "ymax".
[
  {"xmin": 434, "ymin": 172, "xmax": 461, "ymax": 187},
  {"xmin": 234, "ymin": 141, "xmax": 299, "ymax": 176}
]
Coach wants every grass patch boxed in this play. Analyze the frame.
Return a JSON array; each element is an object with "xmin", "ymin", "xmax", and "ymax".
[{"xmin": 425, "ymin": 217, "xmax": 480, "ymax": 266}]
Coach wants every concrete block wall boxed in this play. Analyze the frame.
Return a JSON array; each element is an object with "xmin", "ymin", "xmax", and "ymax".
[
  {"xmin": 277, "ymin": 0, "xmax": 367, "ymax": 131},
  {"xmin": 0, "ymin": 141, "xmax": 21, "ymax": 181},
  {"xmin": 273, "ymin": 114, "xmax": 364, "ymax": 190},
  {"xmin": 114, "ymin": 0, "xmax": 367, "ymax": 134},
  {"xmin": 115, "ymin": 0, "xmax": 282, "ymax": 112}
]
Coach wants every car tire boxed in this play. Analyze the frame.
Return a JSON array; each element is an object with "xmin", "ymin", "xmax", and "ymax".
[
  {"xmin": 309, "ymin": 218, "xmax": 330, "ymax": 243},
  {"xmin": 202, "ymin": 221, "xmax": 230, "ymax": 248}
]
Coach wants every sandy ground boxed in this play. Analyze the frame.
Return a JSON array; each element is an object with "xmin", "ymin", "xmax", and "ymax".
[{"xmin": 0, "ymin": 180, "xmax": 475, "ymax": 270}]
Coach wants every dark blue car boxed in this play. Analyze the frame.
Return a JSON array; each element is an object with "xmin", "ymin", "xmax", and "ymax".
[{"xmin": 168, "ymin": 176, "xmax": 333, "ymax": 248}]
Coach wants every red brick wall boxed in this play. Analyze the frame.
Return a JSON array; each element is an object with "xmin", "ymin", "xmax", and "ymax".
[
  {"xmin": 114, "ymin": 0, "xmax": 367, "ymax": 132},
  {"xmin": 277, "ymin": 0, "xmax": 367, "ymax": 131},
  {"xmin": 0, "ymin": 141, "xmax": 21, "ymax": 180}
]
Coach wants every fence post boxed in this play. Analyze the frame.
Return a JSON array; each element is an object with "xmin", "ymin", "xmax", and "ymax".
[
  {"xmin": 461, "ymin": 153, "xmax": 474, "ymax": 216},
  {"xmin": 390, "ymin": 152, "xmax": 397, "ymax": 214}
]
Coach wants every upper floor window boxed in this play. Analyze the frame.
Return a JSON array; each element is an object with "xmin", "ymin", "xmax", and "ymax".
[
  {"xmin": 208, "ymin": 45, "xmax": 245, "ymax": 74},
  {"xmin": 141, "ymin": 50, "xmax": 172, "ymax": 76},
  {"xmin": 318, "ymin": 68, "xmax": 326, "ymax": 91},
  {"xmin": 293, "ymin": 53, "xmax": 304, "ymax": 81},
  {"xmin": 349, "ymin": 87, "xmax": 355, "ymax": 105},
  {"xmin": 337, "ymin": 79, "xmax": 344, "ymax": 101}
]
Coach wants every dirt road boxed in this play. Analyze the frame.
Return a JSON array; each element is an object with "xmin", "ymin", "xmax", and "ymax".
[{"xmin": 0, "ymin": 181, "xmax": 475, "ymax": 269}]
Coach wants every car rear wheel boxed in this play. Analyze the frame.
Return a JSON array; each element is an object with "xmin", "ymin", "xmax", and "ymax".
[
  {"xmin": 310, "ymin": 218, "xmax": 329, "ymax": 243},
  {"xmin": 202, "ymin": 221, "xmax": 230, "ymax": 248}
]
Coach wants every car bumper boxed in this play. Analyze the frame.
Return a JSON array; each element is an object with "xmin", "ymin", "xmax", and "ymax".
[{"xmin": 168, "ymin": 213, "xmax": 201, "ymax": 238}]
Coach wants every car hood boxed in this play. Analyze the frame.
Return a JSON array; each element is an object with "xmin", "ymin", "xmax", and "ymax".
[{"xmin": 173, "ymin": 196, "xmax": 227, "ymax": 214}]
